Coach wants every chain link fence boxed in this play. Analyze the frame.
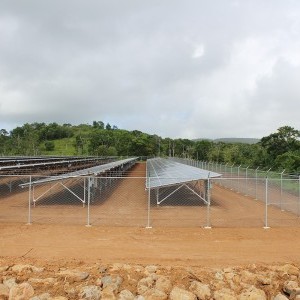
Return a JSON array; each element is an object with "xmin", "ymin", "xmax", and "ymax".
[{"xmin": 1, "ymin": 163, "xmax": 300, "ymax": 228}]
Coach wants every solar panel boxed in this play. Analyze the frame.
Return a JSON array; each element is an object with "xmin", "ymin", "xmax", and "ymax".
[
  {"xmin": 20, "ymin": 157, "xmax": 138, "ymax": 187},
  {"xmin": 146, "ymin": 157, "xmax": 221, "ymax": 189},
  {"xmin": 0, "ymin": 157, "xmax": 110, "ymax": 171}
]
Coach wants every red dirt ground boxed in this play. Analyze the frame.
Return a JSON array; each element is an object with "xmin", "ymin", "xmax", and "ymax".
[{"xmin": 1, "ymin": 162, "xmax": 300, "ymax": 269}]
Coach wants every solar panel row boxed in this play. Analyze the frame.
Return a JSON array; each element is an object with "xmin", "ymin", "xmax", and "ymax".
[
  {"xmin": 146, "ymin": 157, "xmax": 221, "ymax": 189},
  {"xmin": 20, "ymin": 157, "xmax": 139, "ymax": 187}
]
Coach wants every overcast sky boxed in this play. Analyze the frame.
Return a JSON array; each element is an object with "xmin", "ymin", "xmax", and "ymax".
[{"xmin": 0, "ymin": 0, "xmax": 300, "ymax": 139}]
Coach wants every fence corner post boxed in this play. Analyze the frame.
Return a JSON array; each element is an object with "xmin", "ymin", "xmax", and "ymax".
[{"xmin": 263, "ymin": 175, "xmax": 270, "ymax": 229}]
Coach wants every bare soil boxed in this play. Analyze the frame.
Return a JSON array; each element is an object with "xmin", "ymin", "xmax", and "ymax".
[{"xmin": 1, "ymin": 163, "xmax": 300, "ymax": 270}]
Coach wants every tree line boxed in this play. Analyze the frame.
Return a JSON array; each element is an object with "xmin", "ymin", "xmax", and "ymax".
[{"xmin": 0, "ymin": 123, "xmax": 299, "ymax": 174}]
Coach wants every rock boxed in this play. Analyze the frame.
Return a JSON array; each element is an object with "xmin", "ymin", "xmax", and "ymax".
[
  {"xmin": 29, "ymin": 293, "xmax": 51, "ymax": 300},
  {"xmin": 134, "ymin": 266, "xmax": 144, "ymax": 273},
  {"xmin": 279, "ymin": 264, "xmax": 299, "ymax": 276},
  {"xmin": 256, "ymin": 274, "xmax": 271, "ymax": 285},
  {"xmin": 0, "ymin": 283, "xmax": 9, "ymax": 299},
  {"xmin": 273, "ymin": 294, "xmax": 289, "ymax": 300},
  {"xmin": 142, "ymin": 288, "xmax": 167, "ymax": 300},
  {"xmin": 11, "ymin": 264, "xmax": 33, "ymax": 273},
  {"xmin": 169, "ymin": 286, "xmax": 197, "ymax": 300},
  {"xmin": 189, "ymin": 281, "xmax": 211, "ymax": 299},
  {"xmin": 224, "ymin": 272, "xmax": 236, "ymax": 281},
  {"xmin": 101, "ymin": 286, "xmax": 116, "ymax": 300},
  {"xmin": 11, "ymin": 264, "xmax": 44, "ymax": 273},
  {"xmin": 28, "ymin": 278, "xmax": 57, "ymax": 285},
  {"xmin": 110, "ymin": 263, "xmax": 124, "ymax": 272},
  {"xmin": 238, "ymin": 286, "xmax": 266, "ymax": 300},
  {"xmin": 155, "ymin": 276, "xmax": 172, "ymax": 294},
  {"xmin": 78, "ymin": 285, "xmax": 101, "ymax": 300},
  {"xmin": 144, "ymin": 265, "xmax": 158, "ymax": 275},
  {"xmin": 9, "ymin": 282, "xmax": 35, "ymax": 300},
  {"xmin": 215, "ymin": 271, "xmax": 224, "ymax": 281},
  {"xmin": 137, "ymin": 277, "xmax": 155, "ymax": 295},
  {"xmin": 283, "ymin": 280, "xmax": 299, "ymax": 295},
  {"xmin": 240, "ymin": 270, "xmax": 257, "ymax": 285},
  {"xmin": 3, "ymin": 278, "xmax": 16, "ymax": 289},
  {"xmin": 99, "ymin": 266, "xmax": 108, "ymax": 274},
  {"xmin": 31, "ymin": 266, "xmax": 45, "ymax": 273},
  {"xmin": 57, "ymin": 269, "xmax": 89, "ymax": 281},
  {"xmin": 0, "ymin": 266, "xmax": 9, "ymax": 273},
  {"xmin": 63, "ymin": 282, "xmax": 76, "ymax": 297},
  {"xmin": 213, "ymin": 288, "xmax": 237, "ymax": 300},
  {"xmin": 51, "ymin": 297, "xmax": 68, "ymax": 300},
  {"xmin": 118, "ymin": 289, "xmax": 135, "ymax": 300},
  {"xmin": 290, "ymin": 289, "xmax": 300, "ymax": 299},
  {"xmin": 100, "ymin": 275, "xmax": 123, "ymax": 292}
]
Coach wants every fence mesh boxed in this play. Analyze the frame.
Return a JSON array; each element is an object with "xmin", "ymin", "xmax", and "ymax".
[{"xmin": 1, "ymin": 161, "xmax": 300, "ymax": 228}]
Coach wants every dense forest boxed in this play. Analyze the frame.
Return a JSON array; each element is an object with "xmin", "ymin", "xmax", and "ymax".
[{"xmin": 0, "ymin": 122, "xmax": 299, "ymax": 174}]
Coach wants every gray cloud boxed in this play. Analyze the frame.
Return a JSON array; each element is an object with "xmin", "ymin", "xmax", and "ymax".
[{"xmin": 0, "ymin": 0, "xmax": 300, "ymax": 138}]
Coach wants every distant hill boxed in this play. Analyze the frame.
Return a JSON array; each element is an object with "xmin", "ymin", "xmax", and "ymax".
[
  {"xmin": 214, "ymin": 138, "xmax": 260, "ymax": 144},
  {"xmin": 194, "ymin": 138, "xmax": 260, "ymax": 144}
]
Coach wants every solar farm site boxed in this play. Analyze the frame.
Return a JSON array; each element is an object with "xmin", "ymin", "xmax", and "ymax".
[
  {"xmin": 1, "ymin": 156, "xmax": 299, "ymax": 228},
  {"xmin": 2, "ymin": 156, "xmax": 300, "ymax": 300}
]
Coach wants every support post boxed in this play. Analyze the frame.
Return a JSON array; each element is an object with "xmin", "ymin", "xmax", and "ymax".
[
  {"xmin": 245, "ymin": 166, "xmax": 249, "ymax": 195},
  {"xmin": 255, "ymin": 167, "xmax": 259, "ymax": 200},
  {"xmin": 280, "ymin": 169, "xmax": 285, "ymax": 211},
  {"xmin": 264, "ymin": 176, "xmax": 270, "ymax": 229},
  {"xmin": 146, "ymin": 177, "xmax": 152, "ymax": 228},
  {"xmin": 83, "ymin": 177, "xmax": 86, "ymax": 208},
  {"xmin": 237, "ymin": 165, "xmax": 241, "ymax": 193},
  {"xmin": 86, "ymin": 176, "xmax": 91, "ymax": 227},
  {"xmin": 27, "ymin": 176, "xmax": 32, "ymax": 225},
  {"xmin": 298, "ymin": 175, "xmax": 300, "ymax": 217},
  {"xmin": 204, "ymin": 176, "xmax": 211, "ymax": 229}
]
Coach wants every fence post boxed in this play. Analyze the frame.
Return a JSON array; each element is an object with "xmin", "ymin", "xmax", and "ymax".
[
  {"xmin": 146, "ymin": 177, "xmax": 152, "ymax": 228},
  {"xmin": 280, "ymin": 169, "xmax": 285, "ymax": 211},
  {"xmin": 205, "ymin": 175, "xmax": 211, "ymax": 229},
  {"xmin": 298, "ymin": 176, "xmax": 300, "ymax": 217},
  {"xmin": 224, "ymin": 163, "xmax": 228, "ymax": 177},
  {"xmin": 83, "ymin": 177, "xmax": 86, "ymax": 208},
  {"xmin": 264, "ymin": 176, "xmax": 270, "ymax": 229},
  {"xmin": 237, "ymin": 165, "xmax": 241, "ymax": 193},
  {"xmin": 86, "ymin": 176, "xmax": 91, "ymax": 227},
  {"xmin": 255, "ymin": 167, "xmax": 259, "ymax": 200},
  {"xmin": 245, "ymin": 166, "xmax": 249, "ymax": 196},
  {"xmin": 27, "ymin": 175, "xmax": 32, "ymax": 225}
]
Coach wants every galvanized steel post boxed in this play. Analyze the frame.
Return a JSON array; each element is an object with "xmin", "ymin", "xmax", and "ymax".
[
  {"xmin": 146, "ymin": 177, "xmax": 152, "ymax": 228},
  {"xmin": 27, "ymin": 175, "xmax": 32, "ymax": 225},
  {"xmin": 205, "ymin": 175, "xmax": 211, "ymax": 229},
  {"xmin": 255, "ymin": 167, "xmax": 259, "ymax": 200},
  {"xmin": 280, "ymin": 169, "xmax": 285, "ymax": 211},
  {"xmin": 298, "ymin": 175, "xmax": 300, "ymax": 217},
  {"xmin": 264, "ymin": 175, "xmax": 270, "ymax": 229},
  {"xmin": 86, "ymin": 176, "xmax": 91, "ymax": 227}
]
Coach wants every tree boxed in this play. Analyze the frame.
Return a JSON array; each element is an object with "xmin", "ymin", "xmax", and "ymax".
[
  {"xmin": 45, "ymin": 141, "xmax": 55, "ymax": 151},
  {"xmin": 193, "ymin": 140, "xmax": 213, "ymax": 161},
  {"xmin": 274, "ymin": 151, "xmax": 300, "ymax": 173},
  {"xmin": 92, "ymin": 121, "xmax": 104, "ymax": 129},
  {"xmin": 260, "ymin": 126, "xmax": 300, "ymax": 164}
]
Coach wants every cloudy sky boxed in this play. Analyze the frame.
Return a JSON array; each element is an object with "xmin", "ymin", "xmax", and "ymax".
[{"xmin": 0, "ymin": 0, "xmax": 300, "ymax": 139}]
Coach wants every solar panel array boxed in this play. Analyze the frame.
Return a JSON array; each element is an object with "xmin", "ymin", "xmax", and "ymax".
[
  {"xmin": 146, "ymin": 157, "xmax": 221, "ymax": 189},
  {"xmin": 0, "ymin": 156, "xmax": 118, "ymax": 175},
  {"xmin": 20, "ymin": 157, "xmax": 139, "ymax": 187}
]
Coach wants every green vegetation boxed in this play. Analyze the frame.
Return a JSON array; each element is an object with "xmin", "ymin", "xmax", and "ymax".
[{"xmin": 0, "ymin": 123, "xmax": 299, "ymax": 174}]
